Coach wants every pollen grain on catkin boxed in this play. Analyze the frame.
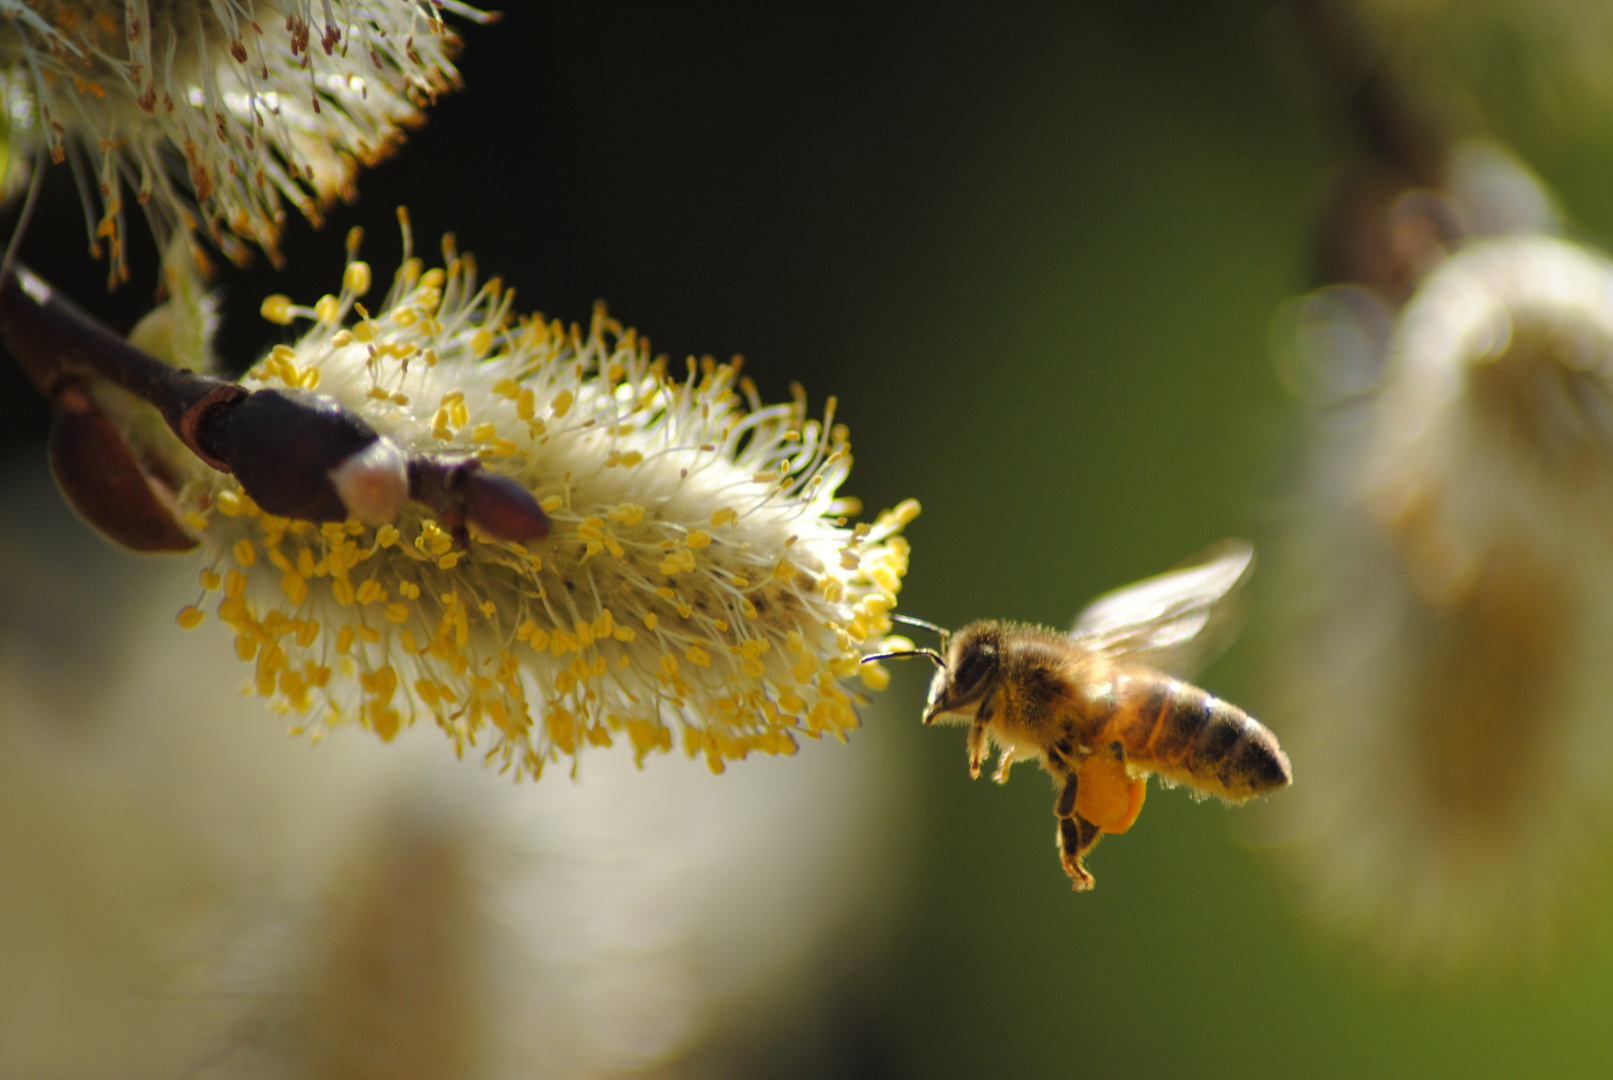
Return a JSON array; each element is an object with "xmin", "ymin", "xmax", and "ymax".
[{"xmin": 178, "ymin": 213, "xmax": 919, "ymax": 780}]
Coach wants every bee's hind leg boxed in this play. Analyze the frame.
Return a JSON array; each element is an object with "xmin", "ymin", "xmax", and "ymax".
[{"xmin": 1054, "ymin": 772, "xmax": 1100, "ymax": 890}]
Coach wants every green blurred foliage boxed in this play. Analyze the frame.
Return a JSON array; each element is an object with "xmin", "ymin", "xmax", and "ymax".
[{"xmin": 11, "ymin": 2, "xmax": 1613, "ymax": 1076}]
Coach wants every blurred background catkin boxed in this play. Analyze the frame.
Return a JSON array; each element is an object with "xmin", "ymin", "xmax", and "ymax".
[{"xmin": 15, "ymin": 2, "xmax": 1613, "ymax": 1078}]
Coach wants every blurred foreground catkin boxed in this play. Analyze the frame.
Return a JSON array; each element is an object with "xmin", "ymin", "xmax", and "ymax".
[
  {"xmin": 1269, "ymin": 208, "xmax": 1613, "ymax": 971},
  {"xmin": 0, "ymin": 459, "xmax": 902, "ymax": 1079}
]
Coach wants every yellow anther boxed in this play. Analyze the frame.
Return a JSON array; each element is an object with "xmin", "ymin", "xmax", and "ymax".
[
  {"xmin": 471, "ymin": 327, "xmax": 494, "ymax": 357},
  {"xmin": 344, "ymin": 260, "xmax": 372, "ymax": 295},
  {"xmin": 540, "ymin": 495, "xmax": 563, "ymax": 513},
  {"xmin": 645, "ymin": 613, "xmax": 659, "ymax": 631},
  {"xmin": 177, "ymin": 605, "xmax": 205, "ymax": 630},
  {"xmin": 336, "ymin": 626, "xmax": 355, "ymax": 654},
  {"xmin": 552, "ymin": 389, "xmax": 574, "ymax": 417},
  {"xmin": 516, "ymin": 388, "xmax": 536, "ymax": 419},
  {"xmin": 376, "ymin": 525, "xmax": 400, "ymax": 548},
  {"xmin": 233, "ymin": 538, "xmax": 257, "ymax": 567},
  {"xmin": 314, "ymin": 295, "xmax": 341, "ymax": 323},
  {"xmin": 686, "ymin": 530, "xmax": 712, "ymax": 549},
  {"xmin": 385, "ymin": 603, "xmax": 410, "ymax": 624},
  {"xmin": 281, "ymin": 572, "xmax": 308, "ymax": 605},
  {"xmin": 493, "ymin": 378, "xmax": 520, "ymax": 399},
  {"xmin": 200, "ymin": 568, "xmax": 222, "ymax": 590},
  {"xmin": 711, "ymin": 507, "xmax": 737, "ymax": 526},
  {"xmin": 260, "ymin": 294, "xmax": 295, "ymax": 324}
]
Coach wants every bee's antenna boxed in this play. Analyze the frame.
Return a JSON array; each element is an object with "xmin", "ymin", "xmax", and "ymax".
[
  {"xmin": 890, "ymin": 613, "xmax": 951, "ymax": 641},
  {"xmin": 861, "ymin": 648, "xmax": 947, "ymax": 671}
]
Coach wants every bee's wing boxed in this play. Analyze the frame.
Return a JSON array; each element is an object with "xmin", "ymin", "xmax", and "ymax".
[{"xmin": 1069, "ymin": 539, "xmax": 1255, "ymax": 678}]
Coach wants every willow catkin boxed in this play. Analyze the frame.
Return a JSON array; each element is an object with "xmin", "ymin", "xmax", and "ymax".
[{"xmin": 1270, "ymin": 231, "xmax": 1613, "ymax": 972}]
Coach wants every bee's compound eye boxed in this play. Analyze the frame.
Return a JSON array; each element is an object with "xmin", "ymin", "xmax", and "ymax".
[{"xmin": 952, "ymin": 644, "xmax": 995, "ymax": 697}]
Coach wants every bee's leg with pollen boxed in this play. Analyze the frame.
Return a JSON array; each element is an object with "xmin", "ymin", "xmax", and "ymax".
[
  {"xmin": 1106, "ymin": 775, "xmax": 1148, "ymax": 835},
  {"xmin": 1074, "ymin": 748, "xmax": 1150, "ymax": 836},
  {"xmin": 1053, "ymin": 769, "xmax": 1100, "ymax": 890}
]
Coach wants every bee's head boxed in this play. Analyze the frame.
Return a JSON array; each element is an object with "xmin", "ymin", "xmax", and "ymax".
[
  {"xmin": 924, "ymin": 621, "xmax": 1002, "ymax": 724},
  {"xmin": 861, "ymin": 616, "xmax": 1003, "ymax": 725}
]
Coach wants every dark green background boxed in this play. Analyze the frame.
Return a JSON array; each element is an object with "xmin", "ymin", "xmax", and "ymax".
[{"xmin": 10, "ymin": 3, "xmax": 1613, "ymax": 1076}]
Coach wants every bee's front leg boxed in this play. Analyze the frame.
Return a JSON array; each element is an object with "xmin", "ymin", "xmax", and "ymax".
[
  {"xmin": 1053, "ymin": 771, "xmax": 1100, "ymax": 890},
  {"xmin": 967, "ymin": 719, "xmax": 989, "ymax": 779},
  {"xmin": 966, "ymin": 687, "xmax": 999, "ymax": 778}
]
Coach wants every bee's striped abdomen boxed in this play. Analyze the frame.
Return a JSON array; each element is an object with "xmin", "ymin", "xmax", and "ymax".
[{"xmin": 1093, "ymin": 671, "xmax": 1291, "ymax": 802}]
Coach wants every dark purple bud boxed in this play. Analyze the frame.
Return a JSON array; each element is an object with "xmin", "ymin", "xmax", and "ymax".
[
  {"xmin": 48, "ymin": 381, "xmax": 198, "ymax": 553},
  {"xmin": 200, "ymin": 388, "xmax": 379, "ymax": 522},
  {"xmin": 464, "ymin": 469, "xmax": 550, "ymax": 543},
  {"xmin": 408, "ymin": 457, "xmax": 549, "ymax": 548}
]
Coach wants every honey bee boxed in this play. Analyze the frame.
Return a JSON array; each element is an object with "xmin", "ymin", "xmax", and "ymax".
[{"xmin": 867, "ymin": 541, "xmax": 1291, "ymax": 890}]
